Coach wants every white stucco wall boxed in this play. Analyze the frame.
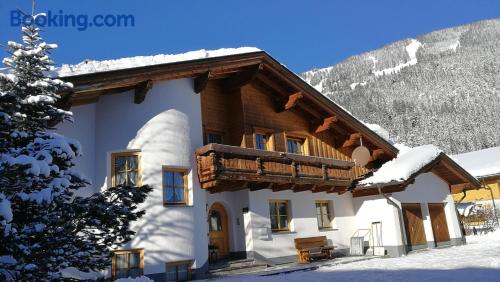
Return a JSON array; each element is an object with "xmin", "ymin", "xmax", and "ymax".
[
  {"xmin": 57, "ymin": 103, "xmax": 96, "ymax": 197},
  {"xmin": 207, "ymin": 190, "xmax": 249, "ymax": 253},
  {"xmin": 352, "ymin": 195, "xmax": 405, "ymax": 248},
  {"xmin": 391, "ymin": 172, "xmax": 462, "ymax": 241},
  {"xmin": 245, "ymin": 189, "xmax": 357, "ymax": 260},
  {"xmin": 353, "ymin": 172, "xmax": 463, "ymax": 256},
  {"xmin": 58, "ymin": 78, "xmax": 208, "ymax": 275}
]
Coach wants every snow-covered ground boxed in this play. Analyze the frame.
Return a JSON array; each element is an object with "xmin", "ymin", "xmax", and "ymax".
[{"xmin": 212, "ymin": 231, "xmax": 500, "ymax": 282}]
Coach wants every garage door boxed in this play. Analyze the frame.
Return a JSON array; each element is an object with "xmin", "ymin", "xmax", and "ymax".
[
  {"xmin": 428, "ymin": 203, "xmax": 450, "ymax": 245},
  {"xmin": 402, "ymin": 203, "xmax": 427, "ymax": 249}
]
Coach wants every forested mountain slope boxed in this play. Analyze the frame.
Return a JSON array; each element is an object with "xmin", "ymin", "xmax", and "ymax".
[{"xmin": 301, "ymin": 18, "xmax": 499, "ymax": 154}]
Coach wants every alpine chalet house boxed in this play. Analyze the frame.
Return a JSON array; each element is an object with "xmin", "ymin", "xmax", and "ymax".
[{"xmin": 55, "ymin": 48, "xmax": 480, "ymax": 281}]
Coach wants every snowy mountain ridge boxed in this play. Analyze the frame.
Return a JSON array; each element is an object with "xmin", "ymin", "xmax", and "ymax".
[{"xmin": 301, "ymin": 18, "xmax": 500, "ymax": 154}]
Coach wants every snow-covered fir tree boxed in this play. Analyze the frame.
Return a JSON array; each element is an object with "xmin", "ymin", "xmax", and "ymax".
[{"xmin": 0, "ymin": 14, "xmax": 152, "ymax": 281}]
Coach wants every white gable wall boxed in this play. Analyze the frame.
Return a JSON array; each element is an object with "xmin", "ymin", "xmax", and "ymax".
[
  {"xmin": 57, "ymin": 103, "xmax": 96, "ymax": 197},
  {"xmin": 391, "ymin": 172, "xmax": 462, "ymax": 241},
  {"xmin": 353, "ymin": 172, "xmax": 463, "ymax": 257},
  {"xmin": 58, "ymin": 78, "xmax": 209, "ymax": 277},
  {"xmin": 352, "ymin": 195, "xmax": 405, "ymax": 253}
]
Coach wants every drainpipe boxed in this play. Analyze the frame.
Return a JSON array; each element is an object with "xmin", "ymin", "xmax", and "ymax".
[
  {"xmin": 481, "ymin": 180, "xmax": 499, "ymax": 227},
  {"xmin": 378, "ymin": 185, "xmax": 408, "ymax": 256},
  {"xmin": 454, "ymin": 190, "xmax": 468, "ymax": 242}
]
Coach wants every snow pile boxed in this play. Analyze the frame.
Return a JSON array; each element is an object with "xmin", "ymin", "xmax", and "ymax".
[
  {"xmin": 452, "ymin": 146, "xmax": 500, "ymax": 178},
  {"xmin": 359, "ymin": 144, "xmax": 442, "ymax": 186},
  {"xmin": 60, "ymin": 267, "xmax": 101, "ymax": 280},
  {"xmin": 373, "ymin": 39, "xmax": 422, "ymax": 76},
  {"xmin": 394, "ymin": 143, "xmax": 412, "ymax": 154},
  {"xmin": 362, "ymin": 122, "xmax": 390, "ymax": 141},
  {"xmin": 54, "ymin": 47, "xmax": 261, "ymax": 77}
]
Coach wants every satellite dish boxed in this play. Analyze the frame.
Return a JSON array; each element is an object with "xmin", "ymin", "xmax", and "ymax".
[{"xmin": 352, "ymin": 146, "xmax": 370, "ymax": 166}]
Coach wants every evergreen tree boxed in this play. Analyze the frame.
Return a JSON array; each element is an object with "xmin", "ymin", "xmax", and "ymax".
[{"xmin": 0, "ymin": 15, "xmax": 152, "ymax": 281}]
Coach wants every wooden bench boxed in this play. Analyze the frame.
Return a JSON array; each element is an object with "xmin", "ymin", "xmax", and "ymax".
[{"xmin": 294, "ymin": 236, "xmax": 334, "ymax": 263}]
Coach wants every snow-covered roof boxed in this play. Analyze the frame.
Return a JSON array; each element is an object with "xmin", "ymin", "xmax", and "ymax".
[
  {"xmin": 363, "ymin": 122, "xmax": 390, "ymax": 142},
  {"xmin": 52, "ymin": 47, "xmax": 261, "ymax": 77},
  {"xmin": 358, "ymin": 144, "xmax": 442, "ymax": 187},
  {"xmin": 452, "ymin": 146, "xmax": 500, "ymax": 178}
]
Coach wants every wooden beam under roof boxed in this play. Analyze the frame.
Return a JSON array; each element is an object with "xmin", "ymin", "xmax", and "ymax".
[
  {"xmin": 193, "ymin": 71, "xmax": 212, "ymax": 94},
  {"xmin": 370, "ymin": 149, "xmax": 385, "ymax": 162},
  {"xmin": 223, "ymin": 63, "xmax": 263, "ymax": 89},
  {"xmin": 293, "ymin": 184, "xmax": 313, "ymax": 193},
  {"xmin": 273, "ymin": 183, "xmax": 294, "ymax": 192},
  {"xmin": 275, "ymin": 92, "xmax": 303, "ymax": 112},
  {"xmin": 342, "ymin": 133, "xmax": 362, "ymax": 148},
  {"xmin": 311, "ymin": 185, "xmax": 332, "ymax": 193},
  {"xmin": 327, "ymin": 186, "xmax": 347, "ymax": 194},
  {"xmin": 134, "ymin": 80, "xmax": 153, "ymax": 104},
  {"xmin": 315, "ymin": 116, "xmax": 338, "ymax": 133}
]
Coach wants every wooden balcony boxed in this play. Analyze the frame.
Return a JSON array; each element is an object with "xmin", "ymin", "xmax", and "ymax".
[{"xmin": 196, "ymin": 144, "xmax": 359, "ymax": 193}]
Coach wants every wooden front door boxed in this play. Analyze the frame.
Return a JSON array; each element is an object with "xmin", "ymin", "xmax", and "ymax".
[
  {"xmin": 208, "ymin": 203, "xmax": 229, "ymax": 257},
  {"xmin": 428, "ymin": 203, "xmax": 450, "ymax": 244},
  {"xmin": 402, "ymin": 203, "xmax": 427, "ymax": 248}
]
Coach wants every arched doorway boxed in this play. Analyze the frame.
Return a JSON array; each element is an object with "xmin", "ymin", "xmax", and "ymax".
[{"xmin": 208, "ymin": 202, "xmax": 229, "ymax": 257}]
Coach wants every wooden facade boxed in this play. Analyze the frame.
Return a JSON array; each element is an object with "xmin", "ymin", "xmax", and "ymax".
[{"xmin": 197, "ymin": 74, "xmax": 378, "ymax": 193}]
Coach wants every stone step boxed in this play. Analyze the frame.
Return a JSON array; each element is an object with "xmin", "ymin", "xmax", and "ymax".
[
  {"xmin": 208, "ymin": 260, "xmax": 269, "ymax": 277},
  {"xmin": 228, "ymin": 258, "xmax": 257, "ymax": 268}
]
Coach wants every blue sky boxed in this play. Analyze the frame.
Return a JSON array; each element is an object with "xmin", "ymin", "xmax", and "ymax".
[{"xmin": 1, "ymin": 0, "xmax": 498, "ymax": 72}]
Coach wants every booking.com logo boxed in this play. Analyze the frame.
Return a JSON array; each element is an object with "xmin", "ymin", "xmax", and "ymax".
[{"xmin": 10, "ymin": 10, "xmax": 135, "ymax": 31}]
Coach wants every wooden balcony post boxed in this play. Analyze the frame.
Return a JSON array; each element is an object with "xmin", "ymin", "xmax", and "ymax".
[
  {"xmin": 256, "ymin": 157, "xmax": 263, "ymax": 175},
  {"xmin": 291, "ymin": 161, "xmax": 298, "ymax": 178},
  {"xmin": 210, "ymin": 152, "xmax": 219, "ymax": 177},
  {"xmin": 322, "ymin": 164, "xmax": 328, "ymax": 180}
]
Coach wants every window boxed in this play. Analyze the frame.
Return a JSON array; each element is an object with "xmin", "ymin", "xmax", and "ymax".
[
  {"xmin": 166, "ymin": 261, "xmax": 192, "ymax": 281},
  {"xmin": 287, "ymin": 138, "xmax": 304, "ymax": 155},
  {"xmin": 112, "ymin": 249, "xmax": 144, "ymax": 280},
  {"xmin": 163, "ymin": 168, "xmax": 188, "ymax": 205},
  {"xmin": 209, "ymin": 209, "xmax": 222, "ymax": 231},
  {"xmin": 253, "ymin": 127, "xmax": 274, "ymax": 151},
  {"xmin": 206, "ymin": 132, "xmax": 223, "ymax": 144},
  {"xmin": 269, "ymin": 200, "xmax": 290, "ymax": 232},
  {"xmin": 111, "ymin": 151, "xmax": 141, "ymax": 187},
  {"xmin": 316, "ymin": 201, "xmax": 332, "ymax": 229},
  {"xmin": 255, "ymin": 133, "xmax": 268, "ymax": 150}
]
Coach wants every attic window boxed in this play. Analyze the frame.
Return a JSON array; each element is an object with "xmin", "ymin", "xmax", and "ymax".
[{"xmin": 207, "ymin": 132, "xmax": 223, "ymax": 144}]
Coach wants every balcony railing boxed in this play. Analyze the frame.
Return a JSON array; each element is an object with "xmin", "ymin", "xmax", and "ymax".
[{"xmin": 196, "ymin": 143, "xmax": 359, "ymax": 193}]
